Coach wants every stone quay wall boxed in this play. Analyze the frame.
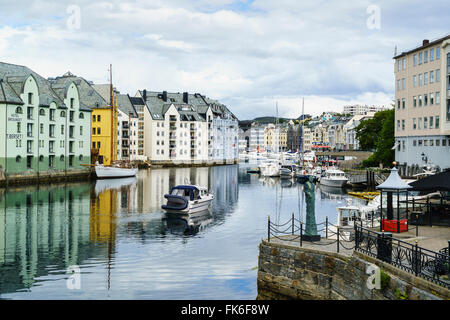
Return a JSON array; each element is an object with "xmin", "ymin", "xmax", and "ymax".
[
  {"xmin": 257, "ymin": 240, "xmax": 450, "ymax": 300},
  {"xmin": 0, "ymin": 169, "xmax": 93, "ymax": 187}
]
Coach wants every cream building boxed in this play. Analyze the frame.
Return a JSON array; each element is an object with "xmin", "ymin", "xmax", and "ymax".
[{"xmin": 394, "ymin": 35, "xmax": 450, "ymax": 169}]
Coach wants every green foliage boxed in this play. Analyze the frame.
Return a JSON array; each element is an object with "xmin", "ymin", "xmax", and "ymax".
[
  {"xmin": 358, "ymin": 109, "xmax": 395, "ymax": 168},
  {"xmin": 395, "ymin": 288, "xmax": 408, "ymax": 300},
  {"xmin": 380, "ymin": 269, "xmax": 390, "ymax": 291}
]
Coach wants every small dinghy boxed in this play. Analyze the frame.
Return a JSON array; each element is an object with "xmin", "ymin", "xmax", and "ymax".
[{"xmin": 162, "ymin": 185, "xmax": 214, "ymax": 214}]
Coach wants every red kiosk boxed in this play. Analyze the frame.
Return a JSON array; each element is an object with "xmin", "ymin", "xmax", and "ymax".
[{"xmin": 376, "ymin": 166, "xmax": 412, "ymax": 233}]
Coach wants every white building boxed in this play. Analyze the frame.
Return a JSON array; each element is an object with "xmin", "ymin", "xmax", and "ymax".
[
  {"xmin": 135, "ymin": 90, "xmax": 238, "ymax": 164},
  {"xmin": 343, "ymin": 113, "xmax": 375, "ymax": 150},
  {"xmin": 116, "ymin": 94, "xmax": 143, "ymax": 161},
  {"xmin": 343, "ymin": 104, "xmax": 386, "ymax": 116},
  {"xmin": 249, "ymin": 123, "xmax": 266, "ymax": 152}
]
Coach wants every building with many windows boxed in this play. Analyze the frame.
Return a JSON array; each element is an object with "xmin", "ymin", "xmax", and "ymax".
[
  {"xmin": 394, "ymin": 35, "xmax": 450, "ymax": 169},
  {"xmin": 343, "ymin": 104, "xmax": 386, "ymax": 115},
  {"xmin": 0, "ymin": 63, "xmax": 91, "ymax": 182}
]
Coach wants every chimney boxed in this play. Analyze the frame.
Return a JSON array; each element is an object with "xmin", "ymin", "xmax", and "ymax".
[
  {"xmin": 183, "ymin": 92, "xmax": 188, "ymax": 104},
  {"xmin": 423, "ymin": 39, "xmax": 429, "ymax": 46},
  {"xmin": 143, "ymin": 89, "xmax": 147, "ymax": 102},
  {"xmin": 162, "ymin": 91, "xmax": 167, "ymax": 102}
]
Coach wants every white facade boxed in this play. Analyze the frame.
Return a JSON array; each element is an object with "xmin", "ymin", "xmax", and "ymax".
[
  {"xmin": 344, "ymin": 104, "xmax": 386, "ymax": 115},
  {"xmin": 117, "ymin": 109, "xmax": 140, "ymax": 161},
  {"xmin": 211, "ymin": 115, "xmax": 239, "ymax": 162}
]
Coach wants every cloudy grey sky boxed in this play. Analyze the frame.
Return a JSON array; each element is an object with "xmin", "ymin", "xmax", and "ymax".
[{"xmin": 0, "ymin": 0, "xmax": 448, "ymax": 119}]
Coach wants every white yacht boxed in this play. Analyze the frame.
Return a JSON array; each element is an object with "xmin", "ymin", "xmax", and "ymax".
[
  {"xmin": 95, "ymin": 163, "xmax": 138, "ymax": 179},
  {"xmin": 319, "ymin": 168, "xmax": 348, "ymax": 188},
  {"xmin": 162, "ymin": 185, "xmax": 214, "ymax": 214},
  {"xmin": 280, "ymin": 164, "xmax": 296, "ymax": 179},
  {"xmin": 260, "ymin": 161, "xmax": 281, "ymax": 177}
]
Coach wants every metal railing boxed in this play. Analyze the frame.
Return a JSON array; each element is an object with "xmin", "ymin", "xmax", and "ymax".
[{"xmin": 267, "ymin": 214, "xmax": 450, "ymax": 289}]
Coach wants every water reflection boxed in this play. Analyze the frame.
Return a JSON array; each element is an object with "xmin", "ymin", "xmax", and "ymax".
[{"xmin": 0, "ymin": 164, "xmax": 363, "ymax": 299}]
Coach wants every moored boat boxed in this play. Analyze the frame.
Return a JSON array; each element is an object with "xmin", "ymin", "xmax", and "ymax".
[
  {"xmin": 162, "ymin": 185, "xmax": 214, "ymax": 214},
  {"xmin": 95, "ymin": 164, "xmax": 138, "ymax": 179},
  {"xmin": 319, "ymin": 168, "xmax": 348, "ymax": 188}
]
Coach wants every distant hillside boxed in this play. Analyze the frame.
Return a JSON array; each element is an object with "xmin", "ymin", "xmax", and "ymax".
[{"xmin": 240, "ymin": 114, "xmax": 311, "ymax": 124}]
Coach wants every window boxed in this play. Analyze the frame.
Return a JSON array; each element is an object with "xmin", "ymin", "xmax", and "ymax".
[
  {"xmin": 402, "ymin": 58, "xmax": 405, "ymax": 70},
  {"xmin": 40, "ymin": 123, "xmax": 43, "ymax": 134},
  {"xmin": 27, "ymin": 141, "xmax": 32, "ymax": 153},
  {"xmin": 424, "ymin": 94, "xmax": 428, "ymax": 106},
  {"xmin": 419, "ymin": 73, "xmax": 422, "ymax": 86},
  {"xmin": 70, "ymin": 98, "xmax": 74, "ymax": 108},
  {"xmin": 413, "ymin": 118, "xmax": 416, "ymax": 129},
  {"xmin": 397, "ymin": 140, "xmax": 401, "ymax": 151},
  {"xmin": 39, "ymin": 109, "xmax": 45, "ymax": 116},
  {"xmin": 61, "ymin": 111, "xmax": 66, "ymax": 117},
  {"xmin": 49, "ymin": 141, "xmax": 54, "ymax": 153},
  {"xmin": 436, "ymin": 47, "xmax": 440, "ymax": 59},
  {"xmin": 424, "ymin": 117, "xmax": 428, "ymax": 129},
  {"xmin": 402, "ymin": 78, "xmax": 405, "ymax": 89},
  {"xmin": 92, "ymin": 142, "xmax": 96, "ymax": 149},
  {"xmin": 430, "ymin": 139, "xmax": 434, "ymax": 147},
  {"xmin": 436, "ymin": 116, "xmax": 440, "ymax": 128},
  {"xmin": 436, "ymin": 92, "xmax": 440, "ymax": 104},
  {"xmin": 436, "ymin": 69, "xmax": 440, "ymax": 82},
  {"xmin": 97, "ymin": 115, "xmax": 101, "ymax": 122},
  {"xmin": 27, "ymin": 123, "xmax": 33, "ymax": 137},
  {"xmin": 436, "ymin": 139, "xmax": 440, "ymax": 147},
  {"xmin": 429, "ymin": 116, "xmax": 434, "ymax": 129},
  {"xmin": 413, "ymin": 96, "xmax": 417, "ymax": 107},
  {"xmin": 418, "ymin": 118, "xmax": 422, "ymax": 129},
  {"xmin": 28, "ymin": 93, "xmax": 33, "ymax": 104},
  {"xmin": 418, "ymin": 95, "xmax": 422, "ymax": 107},
  {"xmin": 49, "ymin": 124, "xmax": 55, "ymax": 137},
  {"xmin": 413, "ymin": 75, "xmax": 417, "ymax": 87},
  {"xmin": 27, "ymin": 107, "xmax": 33, "ymax": 119},
  {"xmin": 97, "ymin": 128, "xmax": 101, "ymax": 135},
  {"xmin": 69, "ymin": 111, "xmax": 74, "ymax": 122},
  {"xmin": 17, "ymin": 122, "xmax": 21, "ymax": 133},
  {"xmin": 424, "ymin": 72, "xmax": 428, "ymax": 85},
  {"xmin": 401, "ymin": 119, "xmax": 405, "ymax": 130},
  {"xmin": 397, "ymin": 120, "xmax": 400, "ymax": 130},
  {"xmin": 413, "ymin": 140, "xmax": 417, "ymax": 147},
  {"xmin": 430, "ymin": 70, "xmax": 434, "ymax": 84},
  {"xmin": 61, "ymin": 125, "xmax": 64, "ymax": 135},
  {"xmin": 397, "ymin": 79, "xmax": 400, "ymax": 91},
  {"xmin": 430, "ymin": 93, "xmax": 434, "ymax": 105},
  {"xmin": 419, "ymin": 52, "xmax": 422, "ymax": 64},
  {"xmin": 413, "ymin": 54, "xmax": 417, "ymax": 66},
  {"xmin": 402, "ymin": 140, "xmax": 405, "ymax": 151},
  {"xmin": 97, "ymin": 142, "xmax": 101, "ymax": 149},
  {"xmin": 424, "ymin": 50, "xmax": 428, "ymax": 63},
  {"xmin": 60, "ymin": 155, "xmax": 64, "ymax": 162},
  {"xmin": 418, "ymin": 140, "xmax": 423, "ymax": 147},
  {"xmin": 16, "ymin": 106, "xmax": 23, "ymax": 114},
  {"xmin": 80, "ymin": 126, "xmax": 83, "ymax": 136},
  {"xmin": 92, "ymin": 128, "xmax": 96, "ymax": 135},
  {"xmin": 443, "ymin": 139, "xmax": 447, "ymax": 147},
  {"xmin": 397, "ymin": 99, "xmax": 400, "ymax": 109},
  {"xmin": 79, "ymin": 113, "xmax": 84, "ymax": 119},
  {"xmin": 430, "ymin": 48, "xmax": 434, "ymax": 61},
  {"xmin": 402, "ymin": 98, "xmax": 405, "ymax": 109},
  {"xmin": 50, "ymin": 109, "xmax": 55, "ymax": 121},
  {"xmin": 397, "ymin": 60, "xmax": 401, "ymax": 72},
  {"xmin": 93, "ymin": 115, "xmax": 96, "ymax": 122},
  {"xmin": 424, "ymin": 140, "xmax": 428, "ymax": 147}
]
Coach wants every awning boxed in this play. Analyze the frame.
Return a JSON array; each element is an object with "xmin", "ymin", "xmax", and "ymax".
[
  {"xmin": 409, "ymin": 170, "xmax": 450, "ymax": 192},
  {"xmin": 376, "ymin": 167, "xmax": 412, "ymax": 191}
]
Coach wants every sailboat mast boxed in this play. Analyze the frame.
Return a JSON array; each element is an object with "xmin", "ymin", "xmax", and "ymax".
[
  {"xmin": 110, "ymin": 64, "xmax": 114, "ymax": 165},
  {"xmin": 301, "ymin": 97, "xmax": 305, "ymax": 167}
]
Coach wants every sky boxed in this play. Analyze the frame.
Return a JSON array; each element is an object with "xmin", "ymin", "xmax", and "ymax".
[{"xmin": 0, "ymin": 0, "xmax": 448, "ymax": 120}]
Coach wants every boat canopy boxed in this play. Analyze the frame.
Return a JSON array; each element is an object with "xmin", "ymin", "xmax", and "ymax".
[{"xmin": 170, "ymin": 185, "xmax": 205, "ymax": 200}]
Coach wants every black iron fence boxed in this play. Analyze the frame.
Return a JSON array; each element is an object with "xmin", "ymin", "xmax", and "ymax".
[{"xmin": 267, "ymin": 215, "xmax": 450, "ymax": 289}]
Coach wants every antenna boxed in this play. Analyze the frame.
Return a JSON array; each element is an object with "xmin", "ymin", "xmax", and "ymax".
[{"xmin": 394, "ymin": 45, "xmax": 398, "ymax": 56}]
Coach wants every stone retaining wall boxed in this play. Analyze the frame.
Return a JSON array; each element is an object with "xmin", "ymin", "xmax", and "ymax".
[{"xmin": 257, "ymin": 240, "xmax": 450, "ymax": 300}]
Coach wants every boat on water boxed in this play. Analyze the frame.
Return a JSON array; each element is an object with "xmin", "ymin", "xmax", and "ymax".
[
  {"xmin": 162, "ymin": 210, "xmax": 213, "ymax": 235},
  {"xmin": 95, "ymin": 163, "xmax": 138, "ymax": 179},
  {"xmin": 260, "ymin": 161, "xmax": 281, "ymax": 177},
  {"xmin": 280, "ymin": 164, "xmax": 296, "ymax": 179},
  {"xmin": 327, "ymin": 198, "xmax": 380, "ymax": 241},
  {"xmin": 319, "ymin": 168, "xmax": 348, "ymax": 188},
  {"xmin": 161, "ymin": 185, "xmax": 214, "ymax": 214}
]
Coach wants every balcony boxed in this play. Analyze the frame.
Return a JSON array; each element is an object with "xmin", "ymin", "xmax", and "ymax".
[
  {"xmin": 169, "ymin": 144, "xmax": 176, "ymax": 149},
  {"xmin": 169, "ymin": 134, "xmax": 176, "ymax": 140}
]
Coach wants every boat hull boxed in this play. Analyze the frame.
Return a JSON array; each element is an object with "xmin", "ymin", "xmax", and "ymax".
[
  {"xmin": 162, "ymin": 195, "xmax": 214, "ymax": 214},
  {"xmin": 320, "ymin": 177, "xmax": 348, "ymax": 188},
  {"xmin": 95, "ymin": 166, "xmax": 138, "ymax": 179}
]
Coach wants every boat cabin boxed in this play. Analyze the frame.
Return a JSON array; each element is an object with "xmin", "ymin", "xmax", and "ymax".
[{"xmin": 170, "ymin": 185, "xmax": 208, "ymax": 201}]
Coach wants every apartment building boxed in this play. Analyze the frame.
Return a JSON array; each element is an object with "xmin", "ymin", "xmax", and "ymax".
[
  {"xmin": 394, "ymin": 35, "xmax": 450, "ymax": 169},
  {"xmin": 135, "ymin": 90, "xmax": 238, "ymax": 164},
  {"xmin": 343, "ymin": 104, "xmax": 386, "ymax": 115},
  {"xmin": 116, "ymin": 94, "xmax": 141, "ymax": 161},
  {"xmin": 0, "ymin": 63, "xmax": 91, "ymax": 177},
  {"xmin": 249, "ymin": 123, "xmax": 266, "ymax": 152},
  {"xmin": 343, "ymin": 113, "xmax": 375, "ymax": 150}
]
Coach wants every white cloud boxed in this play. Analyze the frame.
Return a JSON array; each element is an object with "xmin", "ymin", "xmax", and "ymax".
[{"xmin": 0, "ymin": 0, "xmax": 448, "ymax": 119}]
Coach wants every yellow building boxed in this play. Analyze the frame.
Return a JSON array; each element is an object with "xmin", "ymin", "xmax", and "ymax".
[{"xmin": 91, "ymin": 84, "xmax": 119, "ymax": 166}]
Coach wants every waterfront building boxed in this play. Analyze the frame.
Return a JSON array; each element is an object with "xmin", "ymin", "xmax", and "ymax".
[
  {"xmin": 116, "ymin": 94, "xmax": 141, "ymax": 161},
  {"xmin": 286, "ymin": 121, "xmax": 301, "ymax": 152},
  {"xmin": 302, "ymin": 126, "xmax": 313, "ymax": 151},
  {"xmin": 249, "ymin": 123, "xmax": 266, "ymax": 152},
  {"xmin": 135, "ymin": 90, "xmax": 238, "ymax": 164},
  {"xmin": 394, "ymin": 35, "xmax": 450, "ymax": 170},
  {"xmin": 343, "ymin": 104, "xmax": 386, "ymax": 115},
  {"xmin": 238, "ymin": 122, "xmax": 252, "ymax": 153},
  {"xmin": 327, "ymin": 121, "xmax": 346, "ymax": 151},
  {"xmin": 0, "ymin": 63, "xmax": 91, "ymax": 181}
]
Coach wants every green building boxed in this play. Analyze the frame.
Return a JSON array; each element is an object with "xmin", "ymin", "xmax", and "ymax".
[{"xmin": 0, "ymin": 62, "xmax": 92, "ymax": 183}]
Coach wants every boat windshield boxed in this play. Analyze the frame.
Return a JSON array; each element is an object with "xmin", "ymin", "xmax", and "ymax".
[{"xmin": 171, "ymin": 188, "xmax": 191, "ymax": 198}]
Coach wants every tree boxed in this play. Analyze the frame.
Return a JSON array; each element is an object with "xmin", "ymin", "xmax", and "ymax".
[{"xmin": 360, "ymin": 109, "xmax": 395, "ymax": 168}]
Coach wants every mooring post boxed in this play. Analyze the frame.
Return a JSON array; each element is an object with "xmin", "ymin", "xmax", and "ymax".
[
  {"xmin": 300, "ymin": 222, "xmax": 303, "ymax": 247},
  {"xmin": 337, "ymin": 227, "xmax": 340, "ymax": 253},
  {"xmin": 291, "ymin": 212, "xmax": 294, "ymax": 235}
]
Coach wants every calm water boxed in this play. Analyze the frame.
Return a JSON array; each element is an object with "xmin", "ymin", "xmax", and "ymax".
[{"xmin": 0, "ymin": 164, "xmax": 364, "ymax": 300}]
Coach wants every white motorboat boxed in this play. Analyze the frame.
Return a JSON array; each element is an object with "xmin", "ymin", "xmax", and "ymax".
[
  {"xmin": 319, "ymin": 168, "xmax": 348, "ymax": 188},
  {"xmin": 162, "ymin": 185, "xmax": 214, "ymax": 214},
  {"xmin": 260, "ymin": 162, "xmax": 281, "ymax": 177},
  {"xmin": 95, "ymin": 164, "xmax": 138, "ymax": 179},
  {"xmin": 327, "ymin": 199, "xmax": 380, "ymax": 241},
  {"xmin": 280, "ymin": 164, "xmax": 296, "ymax": 179}
]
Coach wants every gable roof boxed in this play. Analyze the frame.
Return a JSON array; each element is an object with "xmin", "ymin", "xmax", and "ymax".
[
  {"xmin": 49, "ymin": 73, "xmax": 109, "ymax": 111},
  {"xmin": 116, "ymin": 94, "xmax": 137, "ymax": 117},
  {"xmin": 0, "ymin": 62, "xmax": 65, "ymax": 107}
]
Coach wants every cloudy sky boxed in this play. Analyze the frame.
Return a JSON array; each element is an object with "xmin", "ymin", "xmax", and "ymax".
[{"xmin": 0, "ymin": 0, "xmax": 448, "ymax": 119}]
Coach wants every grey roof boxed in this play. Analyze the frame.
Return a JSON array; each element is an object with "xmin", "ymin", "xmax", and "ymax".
[
  {"xmin": 0, "ymin": 62, "xmax": 65, "ymax": 107},
  {"xmin": 376, "ymin": 167, "xmax": 412, "ymax": 191},
  {"xmin": 139, "ymin": 90, "xmax": 238, "ymax": 122},
  {"xmin": 49, "ymin": 73, "xmax": 108, "ymax": 111},
  {"xmin": 117, "ymin": 94, "xmax": 137, "ymax": 117}
]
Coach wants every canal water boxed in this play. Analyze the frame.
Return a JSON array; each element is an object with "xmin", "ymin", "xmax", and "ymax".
[{"xmin": 0, "ymin": 164, "xmax": 364, "ymax": 299}]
